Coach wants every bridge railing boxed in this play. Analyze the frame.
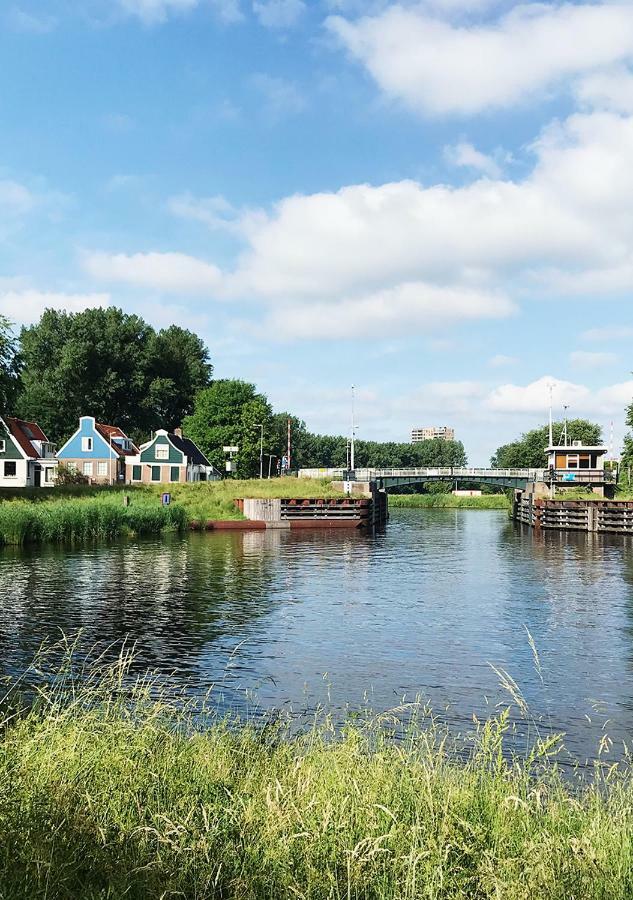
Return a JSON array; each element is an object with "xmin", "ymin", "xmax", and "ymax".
[{"xmin": 298, "ymin": 467, "xmax": 546, "ymax": 482}]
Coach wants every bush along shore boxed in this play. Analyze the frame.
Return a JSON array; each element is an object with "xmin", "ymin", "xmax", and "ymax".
[{"xmin": 2, "ymin": 652, "xmax": 633, "ymax": 899}]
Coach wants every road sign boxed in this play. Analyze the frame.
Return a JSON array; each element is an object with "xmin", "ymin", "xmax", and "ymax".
[{"xmin": 223, "ymin": 446, "xmax": 239, "ymax": 453}]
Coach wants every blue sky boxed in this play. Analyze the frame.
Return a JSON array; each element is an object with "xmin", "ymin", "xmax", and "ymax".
[{"xmin": 1, "ymin": 0, "xmax": 633, "ymax": 463}]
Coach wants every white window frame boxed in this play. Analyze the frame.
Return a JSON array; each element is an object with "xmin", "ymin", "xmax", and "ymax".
[
  {"xmin": 97, "ymin": 461, "xmax": 108, "ymax": 477},
  {"xmin": 83, "ymin": 462, "xmax": 93, "ymax": 476},
  {"xmin": 44, "ymin": 467, "xmax": 54, "ymax": 483},
  {"xmin": 3, "ymin": 460, "xmax": 17, "ymax": 478},
  {"xmin": 81, "ymin": 437, "xmax": 93, "ymax": 452},
  {"xmin": 155, "ymin": 445, "xmax": 169, "ymax": 460}
]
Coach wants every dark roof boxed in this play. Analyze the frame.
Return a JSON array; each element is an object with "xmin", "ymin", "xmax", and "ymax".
[
  {"xmin": 5, "ymin": 417, "xmax": 50, "ymax": 459},
  {"xmin": 168, "ymin": 433, "xmax": 211, "ymax": 467},
  {"xmin": 95, "ymin": 423, "xmax": 139, "ymax": 457}
]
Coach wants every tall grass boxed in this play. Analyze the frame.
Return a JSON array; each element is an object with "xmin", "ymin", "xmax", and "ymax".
[
  {"xmin": 0, "ymin": 495, "xmax": 187, "ymax": 545},
  {"xmin": 389, "ymin": 493, "xmax": 509, "ymax": 509},
  {"xmin": 1, "ymin": 647, "xmax": 633, "ymax": 899}
]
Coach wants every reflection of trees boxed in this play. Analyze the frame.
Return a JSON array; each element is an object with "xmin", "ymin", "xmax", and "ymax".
[{"xmin": 0, "ymin": 532, "xmax": 289, "ymax": 686}]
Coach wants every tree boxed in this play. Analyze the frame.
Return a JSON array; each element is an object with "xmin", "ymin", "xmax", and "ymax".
[
  {"xmin": 491, "ymin": 420, "xmax": 602, "ymax": 468},
  {"xmin": 183, "ymin": 380, "xmax": 274, "ymax": 478},
  {"xmin": 0, "ymin": 315, "xmax": 20, "ymax": 412},
  {"xmin": 17, "ymin": 307, "xmax": 212, "ymax": 444}
]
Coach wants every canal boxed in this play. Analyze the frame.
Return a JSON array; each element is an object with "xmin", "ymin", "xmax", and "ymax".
[{"xmin": 1, "ymin": 508, "xmax": 632, "ymax": 761}]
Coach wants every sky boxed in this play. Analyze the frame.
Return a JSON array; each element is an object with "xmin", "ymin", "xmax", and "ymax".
[{"xmin": 1, "ymin": 0, "xmax": 633, "ymax": 464}]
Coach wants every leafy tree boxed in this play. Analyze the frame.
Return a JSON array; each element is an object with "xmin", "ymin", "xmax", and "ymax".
[
  {"xmin": 491, "ymin": 420, "xmax": 602, "ymax": 468},
  {"xmin": 183, "ymin": 380, "xmax": 274, "ymax": 478},
  {"xmin": 17, "ymin": 307, "xmax": 212, "ymax": 444},
  {"xmin": 0, "ymin": 315, "xmax": 20, "ymax": 412},
  {"xmin": 295, "ymin": 434, "xmax": 467, "ymax": 469}
]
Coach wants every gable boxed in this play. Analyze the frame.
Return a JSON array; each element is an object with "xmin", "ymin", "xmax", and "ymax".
[
  {"xmin": 139, "ymin": 433, "xmax": 184, "ymax": 464},
  {"xmin": 0, "ymin": 420, "xmax": 24, "ymax": 460},
  {"xmin": 57, "ymin": 416, "xmax": 118, "ymax": 459}
]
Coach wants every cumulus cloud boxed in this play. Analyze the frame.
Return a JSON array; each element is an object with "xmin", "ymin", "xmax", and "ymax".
[
  {"xmin": 327, "ymin": 2, "xmax": 633, "ymax": 116},
  {"xmin": 259, "ymin": 282, "xmax": 514, "ymax": 340},
  {"xmin": 83, "ymin": 251, "xmax": 223, "ymax": 294},
  {"xmin": 253, "ymin": 0, "xmax": 305, "ymax": 29},
  {"xmin": 117, "ymin": 0, "xmax": 242, "ymax": 24},
  {"xmin": 575, "ymin": 66, "xmax": 633, "ymax": 113},
  {"xmin": 444, "ymin": 141, "xmax": 501, "ymax": 178},
  {"xmin": 486, "ymin": 375, "xmax": 633, "ymax": 417},
  {"xmin": 0, "ymin": 291, "xmax": 110, "ymax": 327}
]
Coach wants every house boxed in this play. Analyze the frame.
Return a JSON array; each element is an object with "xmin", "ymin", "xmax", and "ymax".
[
  {"xmin": 546, "ymin": 441, "xmax": 611, "ymax": 495},
  {"xmin": 126, "ymin": 428, "xmax": 220, "ymax": 484},
  {"xmin": 56, "ymin": 416, "xmax": 139, "ymax": 484},
  {"xmin": 0, "ymin": 417, "xmax": 57, "ymax": 488}
]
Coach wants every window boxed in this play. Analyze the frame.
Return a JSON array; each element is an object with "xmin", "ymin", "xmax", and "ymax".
[
  {"xmin": 81, "ymin": 437, "xmax": 93, "ymax": 452},
  {"xmin": 97, "ymin": 462, "xmax": 108, "ymax": 477},
  {"xmin": 132, "ymin": 465, "xmax": 142, "ymax": 481},
  {"xmin": 44, "ymin": 468, "xmax": 54, "ymax": 483},
  {"xmin": 4, "ymin": 461, "xmax": 16, "ymax": 477},
  {"xmin": 170, "ymin": 466, "xmax": 180, "ymax": 483},
  {"xmin": 0, "ymin": 440, "xmax": 5, "ymax": 453},
  {"xmin": 156, "ymin": 445, "xmax": 169, "ymax": 460},
  {"xmin": 151, "ymin": 466, "xmax": 161, "ymax": 482},
  {"xmin": 67, "ymin": 462, "xmax": 77, "ymax": 474},
  {"xmin": 83, "ymin": 462, "xmax": 93, "ymax": 476}
]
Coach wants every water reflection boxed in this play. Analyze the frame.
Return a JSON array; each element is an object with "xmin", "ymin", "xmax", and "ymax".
[{"xmin": 1, "ymin": 510, "xmax": 632, "ymax": 760}]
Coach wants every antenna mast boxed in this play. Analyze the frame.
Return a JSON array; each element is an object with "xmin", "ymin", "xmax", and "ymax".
[{"xmin": 563, "ymin": 405, "xmax": 569, "ymax": 447}]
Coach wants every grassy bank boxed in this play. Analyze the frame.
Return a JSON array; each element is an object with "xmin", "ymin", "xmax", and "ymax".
[
  {"xmin": 389, "ymin": 492, "xmax": 510, "ymax": 509},
  {"xmin": 1, "ymin": 656, "xmax": 632, "ymax": 899},
  {"xmin": 0, "ymin": 478, "xmax": 343, "ymax": 545},
  {"xmin": 0, "ymin": 494, "xmax": 188, "ymax": 545}
]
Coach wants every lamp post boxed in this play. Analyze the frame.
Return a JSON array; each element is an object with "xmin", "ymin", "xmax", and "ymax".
[{"xmin": 253, "ymin": 423, "xmax": 264, "ymax": 479}]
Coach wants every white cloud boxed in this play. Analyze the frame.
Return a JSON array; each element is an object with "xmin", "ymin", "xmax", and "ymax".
[
  {"xmin": 167, "ymin": 192, "xmax": 239, "ymax": 230},
  {"xmin": 0, "ymin": 180, "xmax": 36, "ymax": 216},
  {"xmin": 486, "ymin": 375, "xmax": 633, "ymax": 417},
  {"xmin": 327, "ymin": 3, "xmax": 633, "ymax": 115},
  {"xmin": 581, "ymin": 326, "xmax": 633, "ymax": 342},
  {"xmin": 251, "ymin": 74, "xmax": 306, "ymax": 120},
  {"xmin": 83, "ymin": 251, "xmax": 223, "ymax": 294},
  {"xmin": 117, "ymin": 0, "xmax": 198, "ymax": 24},
  {"xmin": 570, "ymin": 350, "xmax": 618, "ymax": 369},
  {"xmin": 576, "ymin": 66, "xmax": 633, "ymax": 113},
  {"xmin": 258, "ymin": 282, "xmax": 514, "ymax": 339},
  {"xmin": 253, "ymin": 0, "xmax": 305, "ymax": 28},
  {"xmin": 0, "ymin": 291, "xmax": 110, "ymax": 327},
  {"xmin": 444, "ymin": 141, "xmax": 501, "ymax": 178},
  {"xmin": 488, "ymin": 354, "xmax": 518, "ymax": 368},
  {"xmin": 6, "ymin": 7, "xmax": 56, "ymax": 33},
  {"xmin": 487, "ymin": 376, "xmax": 589, "ymax": 414}
]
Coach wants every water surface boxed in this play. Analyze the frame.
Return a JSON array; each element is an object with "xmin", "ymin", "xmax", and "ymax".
[{"xmin": 1, "ymin": 508, "xmax": 632, "ymax": 760}]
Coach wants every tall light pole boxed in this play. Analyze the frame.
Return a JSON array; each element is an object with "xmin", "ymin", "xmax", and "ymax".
[
  {"xmin": 254, "ymin": 423, "xmax": 264, "ymax": 479},
  {"xmin": 350, "ymin": 385, "xmax": 356, "ymax": 472}
]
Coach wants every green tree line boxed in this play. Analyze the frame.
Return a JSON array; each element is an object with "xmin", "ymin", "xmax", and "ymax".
[{"xmin": 0, "ymin": 307, "xmax": 467, "ymax": 478}]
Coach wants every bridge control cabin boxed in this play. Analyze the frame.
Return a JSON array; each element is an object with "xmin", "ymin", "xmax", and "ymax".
[{"xmin": 545, "ymin": 442, "xmax": 611, "ymax": 495}]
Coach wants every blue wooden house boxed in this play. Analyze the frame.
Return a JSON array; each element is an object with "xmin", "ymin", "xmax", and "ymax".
[{"xmin": 56, "ymin": 416, "xmax": 138, "ymax": 484}]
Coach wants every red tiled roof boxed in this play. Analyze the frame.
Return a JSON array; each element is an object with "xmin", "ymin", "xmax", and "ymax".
[
  {"xmin": 5, "ymin": 417, "xmax": 49, "ymax": 459},
  {"xmin": 95, "ymin": 423, "xmax": 139, "ymax": 457}
]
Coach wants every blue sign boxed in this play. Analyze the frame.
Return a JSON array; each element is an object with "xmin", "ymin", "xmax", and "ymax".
[
  {"xmin": 562, "ymin": 473, "xmax": 576, "ymax": 482},
  {"xmin": 161, "ymin": 492, "xmax": 171, "ymax": 505}
]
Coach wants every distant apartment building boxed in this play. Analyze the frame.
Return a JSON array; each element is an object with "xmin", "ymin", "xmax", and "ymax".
[{"xmin": 411, "ymin": 426, "xmax": 455, "ymax": 443}]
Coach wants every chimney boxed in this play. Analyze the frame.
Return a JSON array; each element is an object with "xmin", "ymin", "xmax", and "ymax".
[{"xmin": 174, "ymin": 427, "xmax": 183, "ymax": 438}]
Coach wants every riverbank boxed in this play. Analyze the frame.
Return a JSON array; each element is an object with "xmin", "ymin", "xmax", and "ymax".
[
  {"xmin": 0, "ymin": 478, "xmax": 343, "ymax": 545},
  {"xmin": 389, "ymin": 492, "xmax": 509, "ymax": 509},
  {"xmin": 3, "ymin": 659, "xmax": 632, "ymax": 899}
]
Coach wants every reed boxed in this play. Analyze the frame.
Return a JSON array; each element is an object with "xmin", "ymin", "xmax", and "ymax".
[
  {"xmin": 0, "ymin": 495, "xmax": 187, "ymax": 545},
  {"xmin": 1, "ymin": 648, "xmax": 632, "ymax": 899},
  {"xmin": 389, "ymin": 493, "xmax": 509, "ymax": 509}
]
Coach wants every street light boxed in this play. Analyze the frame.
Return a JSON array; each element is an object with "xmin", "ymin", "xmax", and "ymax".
[{"xmin": 253, "ymin": 423, "xmax": 264, "ymax": 479}]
